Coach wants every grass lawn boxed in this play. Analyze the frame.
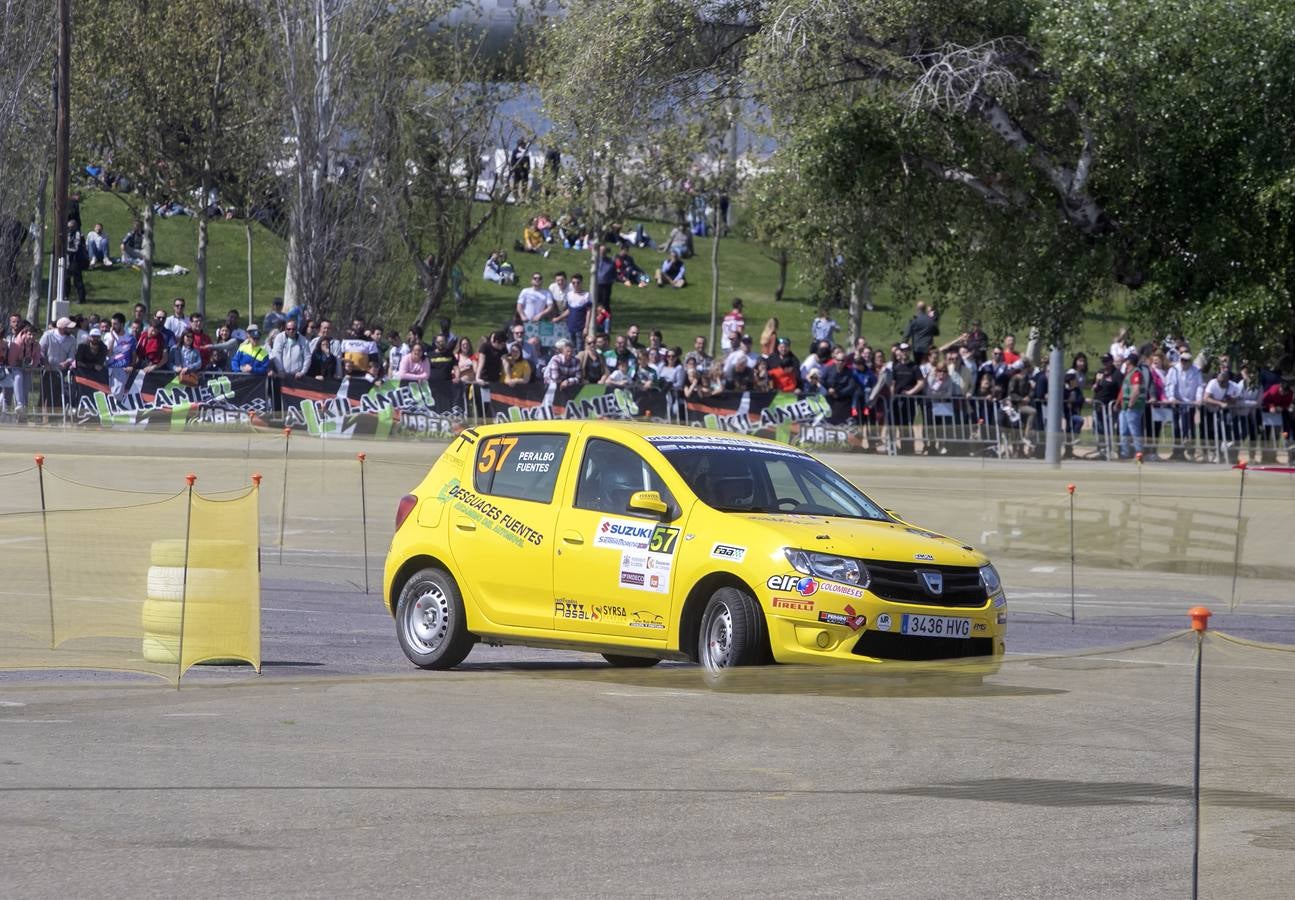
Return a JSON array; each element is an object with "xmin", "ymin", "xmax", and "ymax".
[{"xmin": 61, "ymin": 190, "xmax": 1128, "ymax": 360}]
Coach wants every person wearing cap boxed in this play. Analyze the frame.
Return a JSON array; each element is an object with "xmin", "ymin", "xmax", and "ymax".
[
  {"xmin": 765, "ymin": 336, "xmax": 801, "ymax": 393},
  {"xmin": 1090, "ymin": 352, "xmax": 1122, "ymax": 457},
  {"xmin": 230, "ymin": 326, "xmax": 271, "ymax": 375},
  {"xmin": 1164, "ymin": 347, "xmax": 1203, "ymax": 460},
  {"xmin": 721, "ymin": 298, "xmax": 745, "ymax": 352},
  {"xmin": 724, "ymin": 333, "xmax": 758, "ymax": 377},
  {"xmin": 75, "ymin": 327, "xmax": 108, "ymax": 375},
  {"xmin": 39, "ymin": 317, "xmax": 78, "ymax": 405}
]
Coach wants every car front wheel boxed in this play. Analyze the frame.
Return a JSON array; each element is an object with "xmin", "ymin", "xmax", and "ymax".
[
  {"xmin": 395, "ymin": 568, "xmax": 476, "ymax": 670},
  {"xmin": 698, "ymin": 586, "xmax": 768, "ymax": 673}
]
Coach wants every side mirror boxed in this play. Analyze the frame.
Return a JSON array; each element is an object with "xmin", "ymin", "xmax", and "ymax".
[{"xmin": 628, "ymin": 490, "xmax": 669, "ymax": 518}]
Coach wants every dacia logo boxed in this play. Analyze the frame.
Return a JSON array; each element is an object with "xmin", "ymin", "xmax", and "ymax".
[{"xmin": 919, "ymin": 570, "xmax": 944, "ymax": 596}]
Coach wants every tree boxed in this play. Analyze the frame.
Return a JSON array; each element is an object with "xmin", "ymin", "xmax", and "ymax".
[
  {"xmin": 369, "ymin": 8, "xmax": 519, "ymax": 331},
  {"xmin": 533, "ymin": 1, "xmax": 737, "ymax": 344},
  {"xmin": 0, "ymin": 1, "xmax": 53, "ymax": 324},
  {"xmin": 268, "ymin": 0, "xmax": 395, "ymax": 322}
]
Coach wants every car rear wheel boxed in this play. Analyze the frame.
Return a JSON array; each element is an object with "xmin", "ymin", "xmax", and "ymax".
[
  {"xmin": 395, "ymin": 568, "xmax": 476, "ymax": 670},
  {"xmin": 698, "ymin": 586, "xmax": 768, "ymax": 673},
  {"xmin": 601, "ymin": 653, "xmax": 662, "ymax": 668}
]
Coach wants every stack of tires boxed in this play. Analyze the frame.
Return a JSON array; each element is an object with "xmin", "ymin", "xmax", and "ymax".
[{"xmin": 141, "ymin": 539, "xmax": 250, "ymax": 665}]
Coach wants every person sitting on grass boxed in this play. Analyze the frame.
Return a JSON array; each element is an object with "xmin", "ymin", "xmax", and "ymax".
[
  {"xmin": 86, "ymin": 223, "xmax": 111, "ymax": 268},
  {"xmin": 483, "ymin": 250, "xmax": 517, "ymax": 285},
  {"xmin": 656, "ymin": 250, "xmax": 687, "ymax": 288},
  {"xmin": 519, "ymin": 218, "xmax": 547, "ymax": 256},
  {"xmin": 613, "ymin": 246, "xmax": 649, "ymax": 288}
]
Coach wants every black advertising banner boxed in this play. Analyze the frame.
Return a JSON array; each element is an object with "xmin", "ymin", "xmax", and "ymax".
[
  {"xmin": 486, "ymin": 382, "xmax": 667, "ymax": 423},
  {"xmin": 279, "ymin": 376, "xmax": 467, "ymax": 438},
  {"xmin": 681, "ymin": 390, "xmax": 834, "ymax": 444},
  {"xmin": 71, "ymin": 370, "xmax": 272, "ymax": 429}
]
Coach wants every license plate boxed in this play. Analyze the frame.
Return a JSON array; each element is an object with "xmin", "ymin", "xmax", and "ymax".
[{"xmin": 900, "ymin": 614, "xmax": 971, "ymax": 639}]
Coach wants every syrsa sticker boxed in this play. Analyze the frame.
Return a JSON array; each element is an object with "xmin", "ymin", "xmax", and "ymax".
[{"xmin": 711, "ymin": 543, "xmax": 746, "ymax": 562}]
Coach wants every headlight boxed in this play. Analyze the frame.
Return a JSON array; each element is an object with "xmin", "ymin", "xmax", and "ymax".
[
  {"xmin": 785, "ymin": 549, "xmax": 870, "ymax": 587},
  {"xmin": 980, "ymin": 564, "xmax": 1002, "ymax": 595}
]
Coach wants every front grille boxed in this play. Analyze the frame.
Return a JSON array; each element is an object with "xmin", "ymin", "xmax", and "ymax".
[
  {"xmin": 864, "ymin": 561, "xmax": 987, "ymax": 608},
  {"xmin": 852, "ymin": 631, "xmax": 994, "ymax": 661}
]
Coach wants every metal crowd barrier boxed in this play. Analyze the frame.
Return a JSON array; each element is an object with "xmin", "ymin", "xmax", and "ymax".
[
  {"xmin": 0, "ymin": 366, "xmax": 77, "ymax": 424},
  {"xmin": 2, "ymin": 364, "xmax": 1291, "ymax": 465}
]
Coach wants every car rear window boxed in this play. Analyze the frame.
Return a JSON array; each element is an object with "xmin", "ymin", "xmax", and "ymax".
[{"xmin": 474, "ymin": 433, "xmax": 568, "ymax": 504}]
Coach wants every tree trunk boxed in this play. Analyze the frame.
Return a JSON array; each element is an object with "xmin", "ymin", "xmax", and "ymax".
[
  {"xmin": 196, "ymin": 166, "xmax": 211, "ymax": 317},
  {"xmin": 282, "ymin": 228, "xmax": 299, "ymax": 312},
  {"xmin": 140, "ymin": 202, "xmax": 155, "ymax": 308},
  {"xmin": 1045, "ymin": 342, "xmax": 1064, "ymax": 467},
  {"xmin": 26, "ymin": 170, "xmax": 47, "ymax": 324},
  {"xmin": 708, "ymin": 203, "xmax": 721, "ymax": 355},
  {"xmin": 246, "ymin": 222, "xmax": 255, "ymax": 325},
  {"xmin": 412, "ymin": 260, "xmax": 449, "ymax": 331},
  {"xmin": 773, "ymin": 248, "xmax": 787, "ymax": 303},
  {"xmin": 848, "ymin": 277, "xmax": 861, "ymax": 345}
]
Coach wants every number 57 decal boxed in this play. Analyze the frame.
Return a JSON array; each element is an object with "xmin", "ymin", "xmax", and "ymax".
[
  {"xmin": 649, "ymin": 525, "xmax": 680, "ymax": 555},
  {"xmin": 476, "ymin": 436, "xmax": 519, "ymax": 473}
]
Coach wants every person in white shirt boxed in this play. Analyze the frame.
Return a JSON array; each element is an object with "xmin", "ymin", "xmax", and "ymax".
[
  {"xmin": 1163, "ymin": 350, "xmax": 1204, "ymax": 460},
  {"xmin": 85, "ymin": 223, "xmax": 111, "ymax": 268},
  {"xmin": 516, "ymin": 273, "xmax": 555, "ymax": 322},
  {"xmin": 164, "ymin": 297, "xmax": 189, "ymax": 339},
  {"xmin": 720, "ymin": 298, "xmax": 745, "ymax": 352},
  {"xmin": 1109, "ymin": 327, "xmax": 1133, "ymax": 366},
  {"xmin": 548, "ymin": 271, "xmax": 570, "ymax": 316},
  {"xmin": 1201, "ymin": 358, "xmax": 1240, "ymax": 462}
]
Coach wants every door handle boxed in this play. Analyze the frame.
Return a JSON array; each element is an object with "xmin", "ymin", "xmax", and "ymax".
[
  {"xmin": 455, "ymin": 517, "xmax": 477, "ymax": 532},
  {"xmin": 561, "ymin": 530, "xmax": 584, "ymax": 545}
]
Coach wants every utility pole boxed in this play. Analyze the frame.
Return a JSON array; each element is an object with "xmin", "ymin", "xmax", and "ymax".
[{"xmin": 51, "ymin": 0, "xmax": 72, "ymax": 321}]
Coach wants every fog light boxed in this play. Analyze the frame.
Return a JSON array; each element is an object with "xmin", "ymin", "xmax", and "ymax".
[{"xmin": 815, "ymin": 630, "xmax": 831, "ymax": 649}]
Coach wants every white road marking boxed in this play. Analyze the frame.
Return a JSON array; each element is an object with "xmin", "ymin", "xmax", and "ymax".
[
  {"xmin": 1029, "ymin": 566, "xmax": 1059, "ymax": 573},
  {"xmin": 0, "ymin": 701, "xmax": 26, "ymax": 707},
  {"xmin": 162, "ymin": 713, "xmax": 222, "ymax": 718},
  {"xmin": 601, "ymin": 691, "xmax": 700, "ymax": 698},
  {"xmin": 0, "ymin": 719, "xmax": 72, "ymax": 724}
]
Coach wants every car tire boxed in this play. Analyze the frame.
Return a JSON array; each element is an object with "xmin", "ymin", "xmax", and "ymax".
[
  {"xmin": 698, "ymin": 586, "xmax": 769, "ymax": 673},
  {"xmin": 601, "ymin": 653, "xmax": 662, "ymax": 668},
  {"xmin": 395, "ymin": 567, "xmax": 476, "ymax": 670}
]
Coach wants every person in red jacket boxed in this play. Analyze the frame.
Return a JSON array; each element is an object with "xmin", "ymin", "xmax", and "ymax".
[
  {"xmin": 134, "ymin": 318, "xmax": 170, "ymax": 371},
  {"xmin": 1260, "ymin": 378, "xmax": 1294, "ymax": 462}
]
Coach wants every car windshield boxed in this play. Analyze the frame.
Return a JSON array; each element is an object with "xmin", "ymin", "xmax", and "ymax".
[{"xmin": 649, "ymin": 437, "xmax": 889, "ymax": 520}]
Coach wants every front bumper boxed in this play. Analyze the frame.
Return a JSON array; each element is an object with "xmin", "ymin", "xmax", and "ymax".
[{"xmin": 765, "ymin": 596, "xmax": 1007, "ymax": 666}]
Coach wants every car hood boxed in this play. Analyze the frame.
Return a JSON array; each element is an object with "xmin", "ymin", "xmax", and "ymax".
[{"xmin": 739, "ymin": 514, "xmax": 987, "ymax": 568}]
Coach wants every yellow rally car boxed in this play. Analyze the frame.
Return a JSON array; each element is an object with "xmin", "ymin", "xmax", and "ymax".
[{"xmin": 383, "ymin": 421, "xmax": 1007, "ymax": 671}]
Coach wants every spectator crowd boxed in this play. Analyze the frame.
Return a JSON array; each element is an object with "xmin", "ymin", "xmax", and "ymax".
[{"xmin": 4, "ymin": 234, "xmax": 1293, "ymax": 465}]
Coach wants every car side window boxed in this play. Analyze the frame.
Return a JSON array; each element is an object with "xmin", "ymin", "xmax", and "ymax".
[
  {"xmin": 474, "ymin": 433, "xmax": 568, "ymax": 504},
  {"xmin": 574, "ymin": 439, "xmax": 676, "ymax": 518}
]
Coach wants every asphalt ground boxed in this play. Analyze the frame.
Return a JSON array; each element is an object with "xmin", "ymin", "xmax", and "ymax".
[{"xmin": 2, "ymin": 429, "xmax": 1293, "ymax": 897}]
